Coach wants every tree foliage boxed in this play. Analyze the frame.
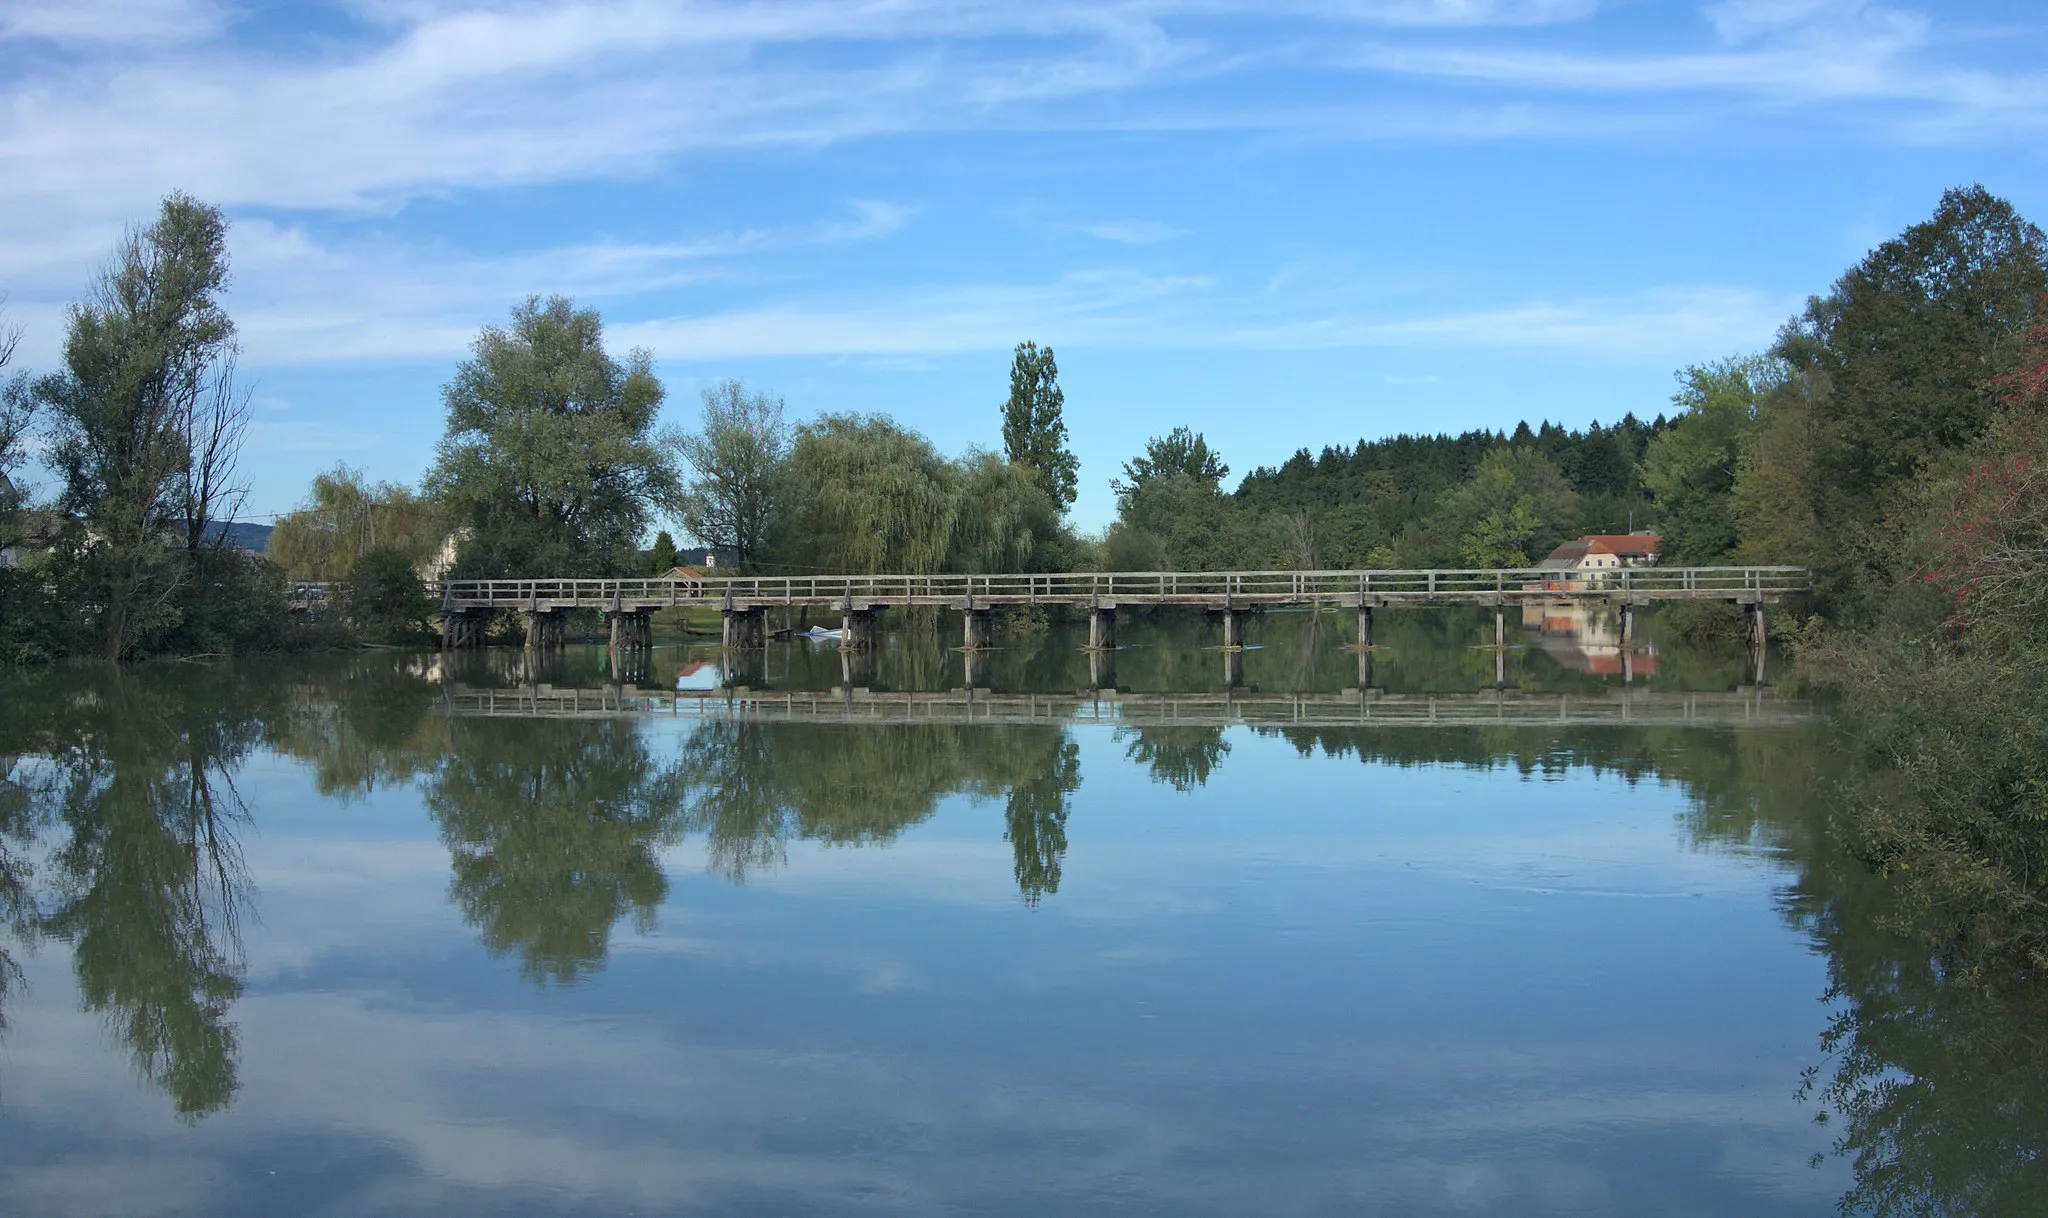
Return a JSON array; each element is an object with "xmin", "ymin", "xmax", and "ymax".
[
  {"xmin": 33, "ymin": 192, "xmax": 243, "ymax": 658},
  {"xmin": 779, "ymin": 414, "xmax": 959, "ymax": 574},
  {"xmin": 269, "ymin": 464, "xmax": 445, "ymax": 581},
  {"xmin": 342, "ymin": 546, "xmax": 436, "ymax": 643},
  {"xmin": 426, "ymin": 296, "xmax": 674, "ymax": 577},
  {"xmin": 668, "ymin": 379, "xmax": 787, "ymax": 569},
  {"xmin": 1001, "ymin": 341, "xmax": 1079, "ymax": 513}
]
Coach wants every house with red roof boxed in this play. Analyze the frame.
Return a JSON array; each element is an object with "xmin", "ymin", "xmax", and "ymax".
[{"xmin": 1537, "ymin": 532, "xmax": 1660, "ymax": 575}]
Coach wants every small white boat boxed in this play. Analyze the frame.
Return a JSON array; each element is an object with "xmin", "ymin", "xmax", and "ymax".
[{"xmin": 797, "ymin": 626, "xmax": 846, "ymax": 641}]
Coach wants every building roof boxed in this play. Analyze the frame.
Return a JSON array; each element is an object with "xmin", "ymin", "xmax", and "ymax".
[
  {"xmin": 1537, "ymin": 532, "xmax": 1660, "ymax": 568},
  {"xmin": 1583, "ymin": 533, "xmax": 1660, "ymax": 556}
]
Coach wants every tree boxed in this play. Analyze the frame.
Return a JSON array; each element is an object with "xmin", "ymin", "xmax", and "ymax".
[
  {"xmin": 0, "ymin": 299, "xmax": 30, "ymax": 550},
  {"xmin": 779, "ymin": 414, "xmax": 959, "ymax": 574},
  {"xmin": 35, "ymin": 192, "xmax": 238, "ymax": 659},
  {"xmin": 1001, "ymin": 341, "xmax": 1078, "ymax": 513},
  {"xmin": 1434, "ymin": 448, "xmax": 1580, "ymax": 567},
  {"xmin": 425, "ymin": 296, "xmax": 674, "ymax": 577},
  {"xmin": 648, "ymin": 530, "xmax": 678, "ymax": 574},
  {"xmin": 1113, "ymin": 426, "xmax": 1228, "ymax": 511},
  {"xmin": 948, "ymin": 450, "xmax": 1064, "ymax": 573},
  {"xmin": 1641, "ymin": 356, "xmax": 1783, "ymax": 562},
  {"xmin": 1781, "ymin": 185, "xmax": 2048, "ymax": 617},
  {"xmin": 668, "ymin": 379, "xmax": 787, "ymax": 569},
  {"xmin": 174, "ymin": 345, "xmax": 251, "ymax": 561},
  {"xmin": 342, "ymin": 546, "xmax": 435, "ymax": 643},
  {"xmin": 269, "ymin": 465, "xmax": 444, "ymax": 581}
]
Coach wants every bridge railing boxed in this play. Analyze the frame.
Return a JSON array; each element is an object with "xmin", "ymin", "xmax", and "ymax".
[{"xmin": 435, "ymin": 566, "xmax": 1811, "ymax": 607}]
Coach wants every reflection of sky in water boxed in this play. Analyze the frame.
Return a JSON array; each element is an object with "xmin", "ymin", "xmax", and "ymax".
[{"xmin": 0, "ymin": 725, "xmax": 1844, "ymax": 1216}]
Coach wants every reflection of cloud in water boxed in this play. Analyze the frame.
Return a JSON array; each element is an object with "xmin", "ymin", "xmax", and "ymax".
[{"xmin": 0, "ymin": 953, "xmax": 1844, "ymax": 1215}]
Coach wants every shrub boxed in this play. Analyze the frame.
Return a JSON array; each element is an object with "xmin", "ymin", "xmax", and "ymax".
[{"xmin": 344, "ymin": 547, "xmax": 434, "ymax": 643}]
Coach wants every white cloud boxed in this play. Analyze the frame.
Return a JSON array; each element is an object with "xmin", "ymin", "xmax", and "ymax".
[
  {"xmin": 1080, "ymin": 219, "xmax": 1192, "ymax": 244},
  {"xmin": 0, "ymin": 0, "xmax": 223, "ymax": 46},
  {"xmin": 614, "ymin": 278, "xmax": 1789, "ymax": 363}
]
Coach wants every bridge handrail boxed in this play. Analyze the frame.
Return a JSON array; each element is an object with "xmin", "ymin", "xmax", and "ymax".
[{"xmin": 432, "ymin": 565, "xmax": 1813, "ymax": 605}]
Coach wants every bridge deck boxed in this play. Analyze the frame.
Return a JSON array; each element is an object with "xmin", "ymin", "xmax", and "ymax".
[
  {"xmin": 439, "ymin": 684, "xmax": 1820, "ymax": 729},
  {"xmin": 437, "ymin": 566, "xmax": 1810, "ymax": 614}
]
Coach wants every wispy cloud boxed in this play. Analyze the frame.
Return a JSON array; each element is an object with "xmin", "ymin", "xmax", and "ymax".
[
  {"xmin": 611, "ymin": 277, "xmax": 1789, "ymax": 363},
  {"xmin": 1079, "ymin": 219, "xmax": 1191, "ymax": 244}
]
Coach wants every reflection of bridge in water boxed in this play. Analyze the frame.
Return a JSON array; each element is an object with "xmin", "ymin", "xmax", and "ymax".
[{"xmin": 438, "ymin": 684, "xmax": 1822, "ymax": 729}]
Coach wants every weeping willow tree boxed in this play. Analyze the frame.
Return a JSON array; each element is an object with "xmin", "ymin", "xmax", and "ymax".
[
  {"xmin": 779, "ymin": 414, "xmax": 961, "ymax": 574},
  {"xmin": 268, "ymin": 464, "xmax": 445, "ymax": 581},
  {"xmin": 947, "ymin": 450, "xmax": 1065, "ymax": 573}
]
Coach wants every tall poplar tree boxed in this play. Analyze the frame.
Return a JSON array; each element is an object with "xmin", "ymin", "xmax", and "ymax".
[{"xmin": 1001, "ymin": 341, "xmax": 1078, "ymax": 514}]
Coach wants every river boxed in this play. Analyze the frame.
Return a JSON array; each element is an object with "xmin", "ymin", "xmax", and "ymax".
[{"xmin": 0, "ymin": 607, "xmax": 2038, "ymax": 1215}]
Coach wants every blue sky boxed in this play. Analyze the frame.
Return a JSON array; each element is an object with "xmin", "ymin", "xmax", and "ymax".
[{"xmin": 2, "ymin": 0, "xmax": 2045, "ymax": 533}]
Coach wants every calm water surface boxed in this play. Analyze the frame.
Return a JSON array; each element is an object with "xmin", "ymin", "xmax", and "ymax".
[{"xmin": 0, "ymin": 611, "xmax": 2032, "ymax": 1215}]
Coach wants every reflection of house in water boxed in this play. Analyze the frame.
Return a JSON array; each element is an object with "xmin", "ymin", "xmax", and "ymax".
[{"xmin": 1520, "ymin": 599, "xmax": 1656, "ymax": 677}]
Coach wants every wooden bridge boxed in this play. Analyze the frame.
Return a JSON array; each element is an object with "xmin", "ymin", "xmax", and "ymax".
[
  {"xmin": 435, "ymin": 566, "xmax": 1810, "ymax": 653},
  {"xmin": 437, "ymin": 683, "xmax": 1821, "ymax": 730}
]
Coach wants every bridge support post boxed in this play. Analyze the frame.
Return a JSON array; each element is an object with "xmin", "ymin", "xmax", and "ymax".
[
  {"xmin": 442, "ymin": 609, "xmax": 480, "ymax": 650},
  {"xmin": 609, "ymin": 612, "xmax": 622, "ymax": 650},
  {"xmin": 1619, "ymin": 601, "xmax": 1635, "ymax": 647},
  {"xmin": 963, "ymin": 648, "xmax": 991, "ymax": 690},
  {"xmin": 1088, "ymin": 607, "xmax": 1117, "ymax": 651},
  {"xmin": 842, "ymin": 607, "xmax": 878, "ymax": 650},
  {"xmin": 525, "ymin": 609, "xmax": 565, "ymax": 651},
  {"xmin": 963, "ymin": 608, "xmax": 994, "ymax": 651},
  {"xmin": 1222, "ymin": 608, "xmax": 1250, "ymax": 650},
  {"xmin": 1358, "ymin": 604, "xmax": 1374, "ymax": 648},
  {"xmin": 1494, "ymin": 606, "xmax": 1505, "ymax": 650},
  {"xmin": 723, "ymin": 606, "xmax": 767, "ymax": 649},
  {"xmin": 1223, "ymin": 646, "xmax": 1245, "ymax": 687}
]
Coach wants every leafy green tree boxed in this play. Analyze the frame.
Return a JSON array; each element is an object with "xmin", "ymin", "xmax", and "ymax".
[
  {"xmin": 780, "ymin": 413, "xmax": 959, "ymax": 573},
  {"xmin": 35, "ymin": 192, "xmax": 238, "ymax": 659},
  {"xmin": 342, "ymin": 546, "xmax": 435, "ymax": 643},
  {"xmin": 270, "ymin": 464, "xmax": 445, "ymax": 581},
  {"xmin": 948, "ymin": 450, "xmax": 1066, "ymax": 573},
  {"xmin": 1113, "ymin": 426, "xmax": 1228, "ymax": 511},
  {"xmin": 668, "ymin": 379, "xmax": 787, "ymax": 569},
  {"xmin": 1641, "ymin": 356, "xmax": 1783, "ymax": 562},
  {"xmin": 1434, "ymin": 448, "xmax": 1579, "ymax": 567},
  {"xmin": 1781, "ymin": 185, "xmax": 2048, "ymax": 618},
  {"xmin": 426, "ymin": 296, "xmax": 675, "ymax": 578},
  {"xmin": 648, "ymin": 529, "xmax": 679, "ymax": 574},
  {"xmin": 1001, "ymin": 341, "xmax": 1079, "ymax": 513}
]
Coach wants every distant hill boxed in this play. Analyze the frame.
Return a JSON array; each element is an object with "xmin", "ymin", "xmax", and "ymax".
[{"xmin": 203, "ymin": 521, "xmax": 274, "ymax": 553}]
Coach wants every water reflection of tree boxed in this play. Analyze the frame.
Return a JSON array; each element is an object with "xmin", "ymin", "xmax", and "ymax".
[
  {"xmin": 425, "ymin": 718, "xmax": 684, "ymax": 986},
  {"xmin": 1661, "ymin": 725, "xmax": 2048, "ymax": 1218},
  {"xmin": 673, "ymin": 722, "xmax": 1078, "ymax": 903},
  {"xmin": 1005, "ymin": 735, "xmax": 1079, "ymax": 904},
  {"xmin": 263, "ymin": 652, "xmax": 450, "ymax": 799},
  {"xmin": 1119, "ymin": 727, "xmax": 1231, "ymax": 792},
  {"xmin": 0, "ymin": 752, "xmax": 37, "ymax": 1043},
  {"xmin": 0, "ymin": 666, "xmax": 264, "ymax": 1120}
]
